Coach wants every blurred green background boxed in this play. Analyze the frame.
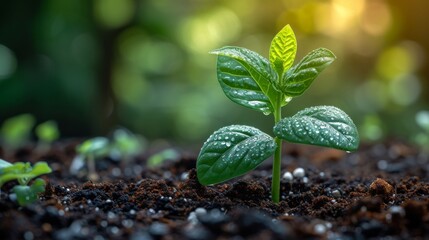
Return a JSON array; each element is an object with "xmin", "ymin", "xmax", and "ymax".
[{"xmin": 0, "ymin": 0, "xmax": 428, "ymax": 146}]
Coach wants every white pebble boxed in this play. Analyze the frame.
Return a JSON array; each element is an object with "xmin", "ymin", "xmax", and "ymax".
[
  {"xmin": 389, "ymin": 206, "xmax": 405, "ymax": 216},
  {"xmin": 194, "ymin": 208, "xmax": 207, "ymax": 215},
  {"xmin": 282, "ymin": 172, "xmax": 293, "ymax": 182},
  {"xmin": 293, "ymin": 168, "xmax": 305, "ymax": 178},
  {"xmin": 314, "ymin": 224, "xmax": 327, "ymax": 234},
  {"xmin": 303, "ymin": 177, "xmax": 309, "ymax": 183},
  {"xmin": 332, "ymin": 189, "xmax": 341, "ymax": 198}
]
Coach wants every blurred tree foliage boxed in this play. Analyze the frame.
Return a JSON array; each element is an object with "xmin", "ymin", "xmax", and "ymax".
[{"xmin": 0, "ymin": 0, "xmax": 428, "ymax": 144}]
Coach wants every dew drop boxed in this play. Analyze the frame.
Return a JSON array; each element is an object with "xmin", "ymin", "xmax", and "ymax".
[{"xmin": 226, "ymin": 142, "xmax": 231, "ymax": 147}]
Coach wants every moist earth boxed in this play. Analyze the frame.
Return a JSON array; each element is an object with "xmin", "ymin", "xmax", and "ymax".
[{"xmin": 1, "ymin": 140, "xmax": 429, "ymax": 239}]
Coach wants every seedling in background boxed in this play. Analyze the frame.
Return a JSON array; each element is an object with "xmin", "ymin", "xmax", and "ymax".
[
  {"xmin": 147, "ymin": 148, "xmax": 180, "ymax": 168},
  {"xmin": 196, "ymin": 25, "xmax": 359, "ymax": 203},
  {"xmin": 71, "ymin": 137, "xmax": 110, "ymax": 181},
  {"xmin": 0, "ymin": 159, "xmax": 52, "ymax": 206},
  {"xmin": 0, "ymin": 114, "xmax": 35, "ymax": 153},
  {"xmin": 35, "ymin": 120, "xmax": 60, "ymax": 153},
  {"xmin": 110, "ymin": 128, "xmax": 145, "ymax": 164}
]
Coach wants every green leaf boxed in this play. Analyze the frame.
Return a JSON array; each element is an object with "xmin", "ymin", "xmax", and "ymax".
[
  {"xmin": 210, "ymin": 47, "xmax": 281, "ymax": 114},
  {"xmin": 35, "ymin": 120, "xmax": 60, "ymax": 143},
  {"xmin": 77, "ymin": 137, "xmax": 110, "ymax": 158},
  {"xmin": 269, "ymin": 24, "xmax": 297, "ymax": 75},
  {"xmin": 273, "ymin": 106, "xmax": 359, "ymax": 151},
  {"xmin": 12, "ymin": 178, "xmax": 46, "ymax": 206},
  {"xmin": 281, "ymin": 48, "xmax": 336, "ymax": 97},
  {"xmin": 31, "ymin": 162, "xmax": 52, "ymax": 177},
  {"xmin": 0, "ymin": 161, "xmax": 52, "ymax": 188},
  {"xmin": 0, "ymin": 159, "xmax": 13, "ymax": 169},
  {"xmin": 197, "ymin": 125, "xmax": 277, "ymax": 185}
]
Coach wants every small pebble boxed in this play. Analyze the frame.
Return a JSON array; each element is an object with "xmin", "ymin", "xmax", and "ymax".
[
  {"xmin": 122, "ymin": 219, "xmax": 134, "ymax": 228},
  {"xmin": 377, "ymin": 160, "xmax": 388, "ymax": 170},
  {"xmin": 149, "ymin": 222, "xmax": 169, "ymax": 236},
  {"xmin": 24, "ymin": 231, "xmax": 34, "ymax": 240},
  {"xmin": 181, "ymin": 172, "xmax": 189, "ymax": 180},
  {"xmin": 282, "ymin": 172, "xmax": 293, "ymax": 182},
  {"xmin": 195, "ymin": 207, "xmax": 207, "ymax": 215},
  {"xmin": 314, "ymin": 223, "xmax": 327, "ymax": 234},
  {"xmin": 332, "ymin": 189, "xmax": 341, "ymax": 198},
  {"xmin": 111, "ymin": 167, "xmax": 121, "ymax": 177},
  {"xmin": 389, "ymin": 206, "xmax": 405, "ymax": 216},
  {"xmin": 369, "ymin": 178, "xmax": 394, "ymax": 196},
  {"xmin": 293, "ymin": 168, "xmax": 305, "ymax": 178},
  {"xmin": 386, "ymin": 206, "xmax": 405, "ymax": 223},
  {"xmin": 303, "ymin": 177, "xmax": 309, "ymax": 184},
  {"xmin": 187, "ymin": 208, "xmax": 207, "ymax": 225}
]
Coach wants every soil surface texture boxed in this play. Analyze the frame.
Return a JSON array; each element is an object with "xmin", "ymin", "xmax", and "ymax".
[{"xmin": 1, "ymin": 140, "xmax": 429, "ymax": 239}]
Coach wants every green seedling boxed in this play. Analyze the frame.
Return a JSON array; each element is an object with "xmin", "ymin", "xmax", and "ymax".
[
  {"xmin": 147, "ymin": 148, "xmax": 179, "ymax": 168},
  {"xmin": 110, "ymin": 128, "xmax": 145, "ymax": 163},
  {"xmin": 196, "ymin": 25, "xmax": 359, "ymax": 203},
  {"xmin": 35, "ymin": 120, "xmax": 60, "ymax": 153},
  {"xmin": 72, "ymin": 137, "xmax": 110, "ymax": 181},
  {"xmin": 0, "ymin": 159, "xmax": 52, "ymax": 206},
  {"xmin": 0, "ymin": 114, "xmax": 35, "ymax": 152}
]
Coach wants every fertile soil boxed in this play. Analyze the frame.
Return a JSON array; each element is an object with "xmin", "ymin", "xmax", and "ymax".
[{"xmin": 1, "ymin": 140, "xmax": 429, "ymax": 239}]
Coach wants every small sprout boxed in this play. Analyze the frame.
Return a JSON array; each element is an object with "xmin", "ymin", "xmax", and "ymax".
[
  {"xmin": 196, "ymin": 24, "xmax": 359, "ymax": 203},
  {"xmin": 35, "ymin": 120, "xmax": 60, "ymax": 153},
  {"xmin": 0, "ymin": 114, "xmax": 35, "ymax": 152},
  {"xmin": 147, "ymin": 149, "xmax": 179, "ymax": 168},
  {"xmin": 110, "ymin": 128, "xmax": 145, "ymax": 163},
  {"xmin": 0, "ymin": 159, "xmax": 52, "ymax": 206},
  {"xmin": 74, "ymin": 137, "xmax": 110, "ymax": 181}
]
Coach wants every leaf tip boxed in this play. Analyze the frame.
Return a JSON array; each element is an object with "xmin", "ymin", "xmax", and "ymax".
[{"xmin": 208, "ymin": 49, "xmax": 219, "ymax": 55}]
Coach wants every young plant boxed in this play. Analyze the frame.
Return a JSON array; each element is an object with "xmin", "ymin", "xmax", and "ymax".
[
  {"xmin": 110, "ymin": 128, "xmax": 145, "ymax": 163},
  {"xmin": 35, "ymin": 120, "xmax": 60, "ymax": 153},
  {"xmin": 0, "ymin": 114, "xmax": 35, "ymax": 153},
  {"xmin": 71, "ymin": 137, "xmax": 110, "ymax": 181},
  {"xmin": 0, "ymin": 159, "xmax": 52, "ymax": 206},
  {"xmin": 196, "ymin": 25, "xmax": 359, "ymax": 203}
]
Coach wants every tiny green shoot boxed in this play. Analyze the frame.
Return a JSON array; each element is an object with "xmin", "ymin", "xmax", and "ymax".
[
  {"xmin": 110, "ymin": 128, "xmax": 145, "ymax": 163},
  {"xmin": 35, "ymin": 120, "xmax": 60, "ymax": 153},
  {"xmin": 73, "ymin": 137, "xmax": 110, "ymax": 181},
  {"xmin": 0, "ymin": 159, "xmax": 52, "ymax": 206},
  {"xmin": 196, "ymin": 25, "xmax": 359, "ymax": 203},
  {"xmin": 0, "ymin": 114, "xmax": 35, "ymax": 151},
  {"xmin": 147, "ymin": 148, "xmax": 179, "ymax": 168}
]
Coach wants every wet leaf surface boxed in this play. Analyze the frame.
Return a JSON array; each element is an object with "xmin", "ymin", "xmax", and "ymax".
[
  {"xmin": 274, "ymin": 106, "xmax": 359, "ymax": 151},
  {"xmin": 197, "ymin": 125, "xmax": 276, "ymax": 185}
]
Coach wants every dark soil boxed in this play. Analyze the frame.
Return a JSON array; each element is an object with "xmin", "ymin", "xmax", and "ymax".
[{"xmin": 1, "ymin": 140, "xmax": 429, "ymax": 239}]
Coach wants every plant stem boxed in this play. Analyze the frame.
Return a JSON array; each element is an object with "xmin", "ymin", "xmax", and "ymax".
[
  {"xmin": 87, "ymin": 154, "xmax": 99, "ymax": 181},
  {"xmin": 271, "ymin": 97, "xmax": 283, "ymax": 203}
]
